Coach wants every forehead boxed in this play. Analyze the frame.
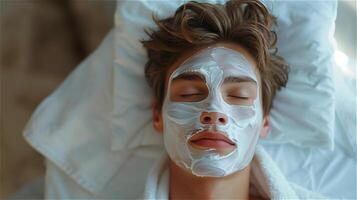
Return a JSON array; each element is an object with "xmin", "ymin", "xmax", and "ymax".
[
  {"xmin": 173, "ymin": 47, "xmax": 257, "ymax": 82},
  {"xmin": 165, "ymin": 42, "xmax": 259, "ymax": 85}
]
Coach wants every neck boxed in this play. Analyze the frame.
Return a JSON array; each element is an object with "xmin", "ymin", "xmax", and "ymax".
[{"xmin": 169, "ymin": 160, "xmax": 251, "ymax": 200}]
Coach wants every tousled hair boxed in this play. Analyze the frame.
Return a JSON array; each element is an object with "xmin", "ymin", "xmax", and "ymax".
[{"xmin": 141, "ymin": 0, "xmax": 289, "ymax": 116}]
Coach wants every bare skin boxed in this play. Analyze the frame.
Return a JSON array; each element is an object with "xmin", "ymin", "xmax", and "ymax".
[{"xmin": 152, "ymin": 42, "xmax": 270, "ymax": 200}]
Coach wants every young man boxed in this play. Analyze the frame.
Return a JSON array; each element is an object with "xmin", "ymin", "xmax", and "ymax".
[
  {"xmin": 140, "ymin": 0, "xmax": 289, "ymax": 198},
  {"xmin": 27, "ymin": 0, "xmax": 327, "ymax": 199}
]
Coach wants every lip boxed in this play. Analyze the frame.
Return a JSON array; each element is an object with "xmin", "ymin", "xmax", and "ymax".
[{"xmin": 188, "ymin": 130, "xmax": 236, "ymax": 149}]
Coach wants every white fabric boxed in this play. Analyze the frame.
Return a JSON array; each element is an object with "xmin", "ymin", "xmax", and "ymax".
[
  {"xmin": 112, "ymin": 0, "xmax": 337, "ymax": 151},
  {"xmin": 262, "ymin": 61, "xmax": 357, "ymax": 199},
  {"xmin": 333, "ymin": 60, "xmax": 356, "ymax": 157},
  {"xmin": 44, "ymin": 147, "xmax": 164, "ymax": 199},
  {"xmin": 24, "ymin": 30, "xmax": 121, "ymax": 194},
  {"xmin": 22, "ymin": 0, "xmax": 356, "ymax": 199},
  {"xmin": 263, "ymin": 142, "xmax": 357, "ymax": 199}
]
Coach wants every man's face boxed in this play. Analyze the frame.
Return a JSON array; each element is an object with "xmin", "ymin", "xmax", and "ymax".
[{"xmin": 152, "ymin": 42, "xmax": 270, "ymax": 177}]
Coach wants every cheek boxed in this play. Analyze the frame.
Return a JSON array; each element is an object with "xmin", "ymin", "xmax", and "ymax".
[{"xmin": 165, "ymin": 102, "xmax": 201, "ymax": 126}]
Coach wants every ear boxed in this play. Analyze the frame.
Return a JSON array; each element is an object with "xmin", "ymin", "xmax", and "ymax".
[
  {"xmin": 152, "ymin": 100, "xmax": 163, "ymax": 134},
  {"xmin": 259, "ymin": 115, "xmax": 270, "ymax": 138}
]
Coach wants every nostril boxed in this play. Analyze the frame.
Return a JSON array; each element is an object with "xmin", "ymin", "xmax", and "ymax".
[
  {"xmin": 218, "ymin": 117, "xmax": 226, "ymax": 123},
  {"xmin": 203, "ymin": 116, "xmax": 211, "ymax": 123}
]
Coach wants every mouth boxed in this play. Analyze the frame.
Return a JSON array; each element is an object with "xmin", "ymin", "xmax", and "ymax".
[{"xmin": 188, "ymin": 130, "xmax": 236, "ymax": 151}]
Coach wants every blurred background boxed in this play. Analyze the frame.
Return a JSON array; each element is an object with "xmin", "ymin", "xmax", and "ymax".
[
  {"xmin": 0, "ymin": 0, "xmax": 115, "ymax": 198},
  {"xmin": 0, "ymin": 0, "xmax": 355, "ymax": 199}
]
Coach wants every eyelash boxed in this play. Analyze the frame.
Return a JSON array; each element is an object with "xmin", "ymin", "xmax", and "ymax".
[
  {"xmin": 228, "ymin": 95, "xmax": 249, "ymax": 100},
  {"xmin": 180, "ymin": 94, "xmax": 248, "ymax": 100},
  {"xmin": 180, "ymin": 93, "xmax": 205, "ymax": 97}
]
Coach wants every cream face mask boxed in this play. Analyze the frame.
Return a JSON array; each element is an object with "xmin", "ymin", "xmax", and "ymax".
[{"xmin": 162, "ymin": 46, "xmax": 263, "ymax": 177}]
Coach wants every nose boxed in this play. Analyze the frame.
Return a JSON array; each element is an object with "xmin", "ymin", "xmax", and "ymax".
[{"xmin": 200, "ymin": 112, "xmax": 228, "ymax": 125}]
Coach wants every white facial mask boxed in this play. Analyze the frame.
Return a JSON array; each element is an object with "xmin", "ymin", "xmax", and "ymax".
[{"xmin": 162, "ymin": 46, "xmax": 263, "ymax": 177}]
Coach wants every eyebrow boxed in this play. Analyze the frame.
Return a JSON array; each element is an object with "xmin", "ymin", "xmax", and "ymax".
[
  {"xmin": 172, "ymin": 71, "xmax": 206, "ymax": 82},
  {"xmin": 223, "ymin": 76, "xmax": 256, "ymax": 84}
]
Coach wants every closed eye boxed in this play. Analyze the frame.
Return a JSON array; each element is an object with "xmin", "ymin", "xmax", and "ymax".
[
  {"xmin": 227, "ymin": 95, "xmax": 249, "ymax": 99},
  {"xmin": 180, "ymin": 93, "xmax": 205, "ymax": 97}
]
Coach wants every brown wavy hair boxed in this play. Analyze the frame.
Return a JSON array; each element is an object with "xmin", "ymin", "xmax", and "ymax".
[{"xmin": 141, "ymin": 0, "xmax": 289, "ymax": 116}]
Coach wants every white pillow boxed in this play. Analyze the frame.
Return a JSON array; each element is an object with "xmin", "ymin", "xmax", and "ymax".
[
  {"xmin": 333, "ymin": 59, "xmax": 356, "ymax": 156},
  {"xmin": 111, "ymin": 0, "xmax": 337, "ymax": 151}
]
